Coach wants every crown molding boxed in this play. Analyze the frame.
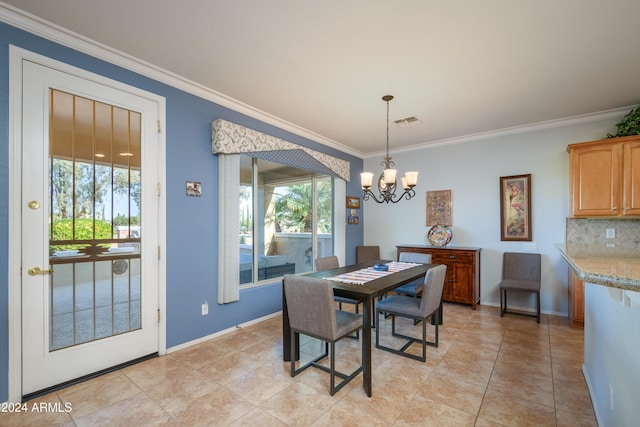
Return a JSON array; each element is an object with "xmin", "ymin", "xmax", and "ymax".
[
  {"xmin": 364, "ymin": 106, "xmax": 633, "ymax": 159},
  {"xmin": 0, "ymin": 2, "xmax": 363, "ymax": 159}
]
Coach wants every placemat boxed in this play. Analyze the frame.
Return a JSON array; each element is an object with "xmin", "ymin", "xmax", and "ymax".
[{"xmin": 327, "ymin": 261, "xmax": 419, "ymax": 285}]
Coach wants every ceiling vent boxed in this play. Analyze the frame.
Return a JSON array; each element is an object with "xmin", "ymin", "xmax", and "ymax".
[{"xmin": 393, "ymin": 116, "xmax": 422, "ymax": 127}]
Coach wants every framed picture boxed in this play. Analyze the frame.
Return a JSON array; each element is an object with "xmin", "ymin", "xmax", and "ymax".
[
  {"xmin": 500, "ymin": 174, "xmax": 531, "ymax": 241},
  {"xmin": 426, "ymin": 189, "xmax": 452, "ymax": 226},
  {"xmin": 346, "ymin": 196, "xmax": 361, "ymax": 209},
  {"xmin": 186, "ymin": 181, "xmax": 201, "ymax": 197}
]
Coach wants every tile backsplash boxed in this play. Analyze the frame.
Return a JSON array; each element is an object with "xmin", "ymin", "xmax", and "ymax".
[{"xmin": 566, "ymin": 218, "xmax": 640, "ymax": 250}]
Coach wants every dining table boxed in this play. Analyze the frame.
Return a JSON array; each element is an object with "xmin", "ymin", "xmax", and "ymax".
[{"xmin": 281, "ymin": 259, "xmax": 435, "ymax": 397}]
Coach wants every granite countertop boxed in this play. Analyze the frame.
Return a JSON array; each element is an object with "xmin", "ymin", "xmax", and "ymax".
[{"xmin": 557, "ymin": 243, "xmax": 640, "ymax": 291}]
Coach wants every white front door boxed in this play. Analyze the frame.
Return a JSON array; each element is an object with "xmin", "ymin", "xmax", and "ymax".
[{"xmin": 21, "ymin": 59, "xmax": 163, "ymax": 395}]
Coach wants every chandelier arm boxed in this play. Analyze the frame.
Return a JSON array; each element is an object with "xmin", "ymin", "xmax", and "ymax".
[{"xmin": 362, "ymin": 188, "xmax": 385, "ymax": 204}]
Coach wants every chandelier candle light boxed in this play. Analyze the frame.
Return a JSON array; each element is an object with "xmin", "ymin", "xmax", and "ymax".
[{"xmin": 361, "ymin": 95, "xmax": 418, "ymax": 203}]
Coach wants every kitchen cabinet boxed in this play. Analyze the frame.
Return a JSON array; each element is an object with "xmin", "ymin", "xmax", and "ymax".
[
  {"xmin": 567, "ymin": 135, "xmax": 640, "ymax": 217},
  {"xmin": 396, "ymin": 245, "xmax": 481, "ymax": 309},
  {"xmin": 568, "ymin": 269, "xmax": 584, "ymax": 328}
]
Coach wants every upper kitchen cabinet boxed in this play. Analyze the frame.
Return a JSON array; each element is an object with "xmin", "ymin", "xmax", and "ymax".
[{"xmin": 568, "ymin": 135, "xmax": 640, "ymax": 217}]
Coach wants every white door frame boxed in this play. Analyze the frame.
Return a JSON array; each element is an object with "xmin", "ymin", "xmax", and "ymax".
[{"xmin": 8, "ymin": 46, "xmax": 167, "ymax": 402}]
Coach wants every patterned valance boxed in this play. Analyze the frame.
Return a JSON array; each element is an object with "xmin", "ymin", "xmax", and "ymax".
[{"xmin": 211, "ymin": 119, "xmax": 350, "ymax": 182}]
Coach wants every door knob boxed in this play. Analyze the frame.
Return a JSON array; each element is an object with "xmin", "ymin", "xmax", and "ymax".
[{"xmin": 27, "ymin": 266, "xmax": 53, "ymax": 276}]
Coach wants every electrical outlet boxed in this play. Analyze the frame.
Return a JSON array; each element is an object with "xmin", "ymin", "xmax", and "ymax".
[
  {"xmin": 606, "ymin": 228, "xmax": 616, "ymax": 239},
  {"xmin": 201, "ymin": 302, "xmax": 208, "ymax": 316},
  {"xmin": 523, "ymin": 242, "xmax": 537, "ymax": 251},
  {"xmin": 609, "ymin": 383, "xmax": 614, "ymax": 411}
]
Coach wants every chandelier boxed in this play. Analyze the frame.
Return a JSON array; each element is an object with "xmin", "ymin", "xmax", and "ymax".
[{"xmin": 361, "ymin": 95, "xmax": 418, "ymax": 204}]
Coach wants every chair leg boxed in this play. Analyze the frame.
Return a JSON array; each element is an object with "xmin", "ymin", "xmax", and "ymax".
[
  {"xmin": 421, "ymin": 317, "xmax": 427, "ymax": 361},
  {"xmin": 330, "ymin": 342, "xmax": 336, "ymax": 395},
  {"xmin": 500, "ymin": 288, "xmax": 507, "ymax": 317},
  {"xmin": 290, "ymin": 331, "xmax": 296, "ymax": 377},
  {"xmin": 536, "ymin": 291, "xmax": 541, "ymax": 323}
]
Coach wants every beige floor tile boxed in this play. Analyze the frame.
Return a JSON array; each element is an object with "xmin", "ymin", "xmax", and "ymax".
[
  {"xmin": 433, "ymin": 356, "xmax": 495, "ymax": 388},
  {"xmin": 57, "ymin": 371, "xmax": 140, "ymax": 419},
  {"xmin": 340, "ymin": 369, "xmax": 420, "ymax": 424},
  {"xmin": 309, "ymin": 400, "xmax": 388, "ymax": 427},
  {"xmin": 479, "ymin": 388, "xmax": 556, "ymax": 427},
  {"xmin": 454, "ymin": 330, "xmax": 505, "ymax": 351},
  {"xmin": 419, "ymin": 371, "xmax": 487, "ymax": 415},
  {"xmin": 223, "ymin": 363, "xmax": 296, "ymax": 404},
  {"xmin": 171, "ymin": 386, "xmax": 255, "ymax": 426},
  {"xmin": 139, "ymin": 365, "xmax": 221, "ymax": 416},
  {"xmin": 494, "ymin": 351, "xmax": 552, "ymax": 380},
  {"xmin": 260, "ymin": 382, "xmax": 338, "ymax": 426},
  {"xmin": 228, "ymin": 407, "xmax": 288, "ymax": 427},
  {"xmin": 394, "ymin": 394, "xmax": 477, "ymax": 426},
  {"xmin": 499, "ymin": 338, "xmax": 551, "ymax": 361},
  {"xmin": 474, "ymin": 416, "xmax": 507, "ymax": 427},
  {"xmin": 487, "ymin": 367, "xmax": 555, "ymax": 408},
  {"xmin": 554, "ymin": 381, "xmax": 596, "ymax": 419},
  {"xmin": 555, "ymin": 408, "xmax": 598, "ymax": 427},
  {"xmin": 73, "ymin": 392, "xmax": 175, "ymax": 427},
  {"xmin": 444, "ymin": 341, "xmax": 499, "ymax": 368}
]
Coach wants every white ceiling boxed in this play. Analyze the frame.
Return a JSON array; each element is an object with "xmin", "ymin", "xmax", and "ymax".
[{"xmin": 4, "ymin": 0, "xmax": 640, "ymax": 157}]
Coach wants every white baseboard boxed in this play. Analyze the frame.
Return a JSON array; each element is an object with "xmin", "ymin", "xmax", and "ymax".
[{"xmin": 166, "ymin": 311, "xmax": 282, "ymax": 354}]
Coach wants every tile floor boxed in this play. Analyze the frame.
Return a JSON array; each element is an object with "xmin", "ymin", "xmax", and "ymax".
[{"xmin": 1, "ymin": 303, "xmax": 596, "ymax": 426}]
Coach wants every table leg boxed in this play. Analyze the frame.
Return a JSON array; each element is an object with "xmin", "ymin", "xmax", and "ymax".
[{"xmin": 362, "ymin": 297, "xmax": 372, "ymax": 397}]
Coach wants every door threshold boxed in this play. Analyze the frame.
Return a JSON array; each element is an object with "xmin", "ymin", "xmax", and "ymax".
[{"xmin": 22, "ymin": 352, "xmax": 158, "ymax": 402}]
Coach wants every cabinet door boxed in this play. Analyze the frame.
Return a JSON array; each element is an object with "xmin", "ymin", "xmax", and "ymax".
[
  {"xmin": 450, "ymin": 262, "xmax": 473, "ymax": 303},
  {"xmin": 570, "ymin": 143, "xmax": 622, "ymax": 217},
  {"xmin": 431, "ymin": 252, "xmax": 453, "ymax": 300},
  {"xmin": 432, "ymin": 251, "xmax": 473, "ymax": 304},
  {"xmin": 568, "ymin": 269, "xmax": 584, "ymax": 328},
  {"xmin": 624, "ymin": 141, "xmax": 640, "ymax": 215}
]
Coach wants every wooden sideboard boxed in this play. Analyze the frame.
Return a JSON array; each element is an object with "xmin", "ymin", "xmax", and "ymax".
[{"xmin": 396, "ymin": 245, "xmax": 481, "ymax": 309}]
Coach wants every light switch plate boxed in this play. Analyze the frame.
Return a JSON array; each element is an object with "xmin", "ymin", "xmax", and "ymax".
[{"xmin": 523, "ymin": 242, "xmax": 537, "ymax": 251}]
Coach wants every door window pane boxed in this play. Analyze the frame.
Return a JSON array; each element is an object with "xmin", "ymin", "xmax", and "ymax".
[{"xmin": 48, "ymin": 89, "xmax": 142, "ymax": 351}]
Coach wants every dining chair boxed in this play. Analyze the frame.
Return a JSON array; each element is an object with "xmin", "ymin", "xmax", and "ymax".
[
  {"xmin": 356, "ymin": 245, "xmax": 380, "ymax": 263},
  {"xmin": 283, "ymin": 274, "xmax": 363, "ymax": 395},
  {"xmin": 315, "ymin": 256, "xmax": 360, "ymax": 339},
  {"xmin": 393, "ymin": 252, "xmax": 432, "ymax": 297},
  {"xmin": 499, "ymin": 252, "xmax": 541, "ymax": 323},
  {"xmin": 375, "ymin": 264, "xmax": 446, "ymax": 362}
]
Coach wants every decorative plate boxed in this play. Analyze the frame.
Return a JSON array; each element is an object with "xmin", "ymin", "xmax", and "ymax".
[{"xmin": 427, "ymin": 225, "xmax": 452, "ymax": 247}]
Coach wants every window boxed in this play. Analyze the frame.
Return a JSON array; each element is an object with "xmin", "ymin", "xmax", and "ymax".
[
  {"xmin": 212, "ymin": 118, "xmax": 349, "ymax": 303},
  {"xmin": 239, "ymin": 156, "xmax": 334, "ymax": 285}
]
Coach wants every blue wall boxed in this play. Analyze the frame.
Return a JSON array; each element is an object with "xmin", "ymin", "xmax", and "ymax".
[{"xmin": 0, "ymin": 21, "xmax": 363, "ymax": 401}]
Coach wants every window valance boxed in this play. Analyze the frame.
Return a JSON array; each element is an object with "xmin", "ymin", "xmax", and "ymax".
[{"xmin": 211, "ymin": 119, "xmax": 350, "ymax": 182}]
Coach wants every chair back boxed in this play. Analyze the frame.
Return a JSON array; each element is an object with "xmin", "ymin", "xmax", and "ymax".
[
  {"xmin": 502, "ymin": 252, "xmax": 541, "ymax": 284},
  {"xmin": 399, "ymin": 252, "xmax": 432, "ymax": 264},
  {"xmin": 419, "ymin": 265, "xmax": 447, "ymax": 316},
  {"xmin": 315, "ymin": 256, "xmax": 339, "ymax": 272},
  {"xmin": 283, "ymin": 274, "xmax": 337, "ymax": 340},
  {"xmin": 356, "ymin": 245, "xmax": 380, "ymax": 263}
]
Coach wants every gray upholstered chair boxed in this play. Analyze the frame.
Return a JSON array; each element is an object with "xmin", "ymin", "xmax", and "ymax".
[
  {"xmin": 315, "ymin": 255, "xmax": 339, "ymax": 272},
  {"xmin": 356, "ymin": 245, "xmax": 380, "ymax": 263},
  {"xmin": 499, "ymin": 252, "xmax": 541, "ymax": 323},
  {"xmin": 393, "ymin": 252, "xmax": 433, "ymax": 297},
  {"xmin": 283, "ymin": 274, "xmax": 363, "ymax": 395},
  {"xmin": 315, "ymin": 256, "xmax": 360, "ymax": 339},
  {"xmin": 375, "ymin": 264, "xmax": 446, "ymax": 362}
]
